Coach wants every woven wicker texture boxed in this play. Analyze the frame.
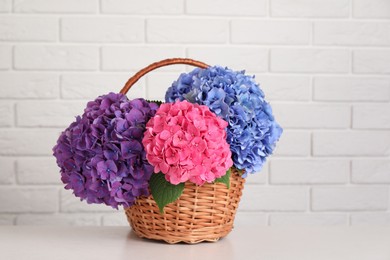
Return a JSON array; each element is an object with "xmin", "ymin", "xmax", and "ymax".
[
  {"xmin": 122, "ymin": 58, "xmax": 245, "ymax": 244},
  {"xmin": 119, "ymin": 58, "xmax": 208, "ymax": 95},
  {"xmin": 125, "ymin": 170, "xmax": 245, "ymax": 244}
]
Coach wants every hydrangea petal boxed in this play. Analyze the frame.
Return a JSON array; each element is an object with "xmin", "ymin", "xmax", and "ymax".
[
  {"xmin": 143, "ymin": 100, "xmax": 232, "ymax": 186},
  {"xmin": 53, "ymin": 93, "xmax": 159, "ymax": 209},
  {"xmin": 165, "ymin": 66, "xmax": 282, "ymax": 174}
]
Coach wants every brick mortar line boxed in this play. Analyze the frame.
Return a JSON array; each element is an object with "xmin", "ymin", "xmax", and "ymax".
[{"xmin": 3, "ymin": 13, "xmax": 390, "ymax": 21}]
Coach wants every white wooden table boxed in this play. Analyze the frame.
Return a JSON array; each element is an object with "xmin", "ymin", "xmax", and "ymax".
[{"xmin": 0, "ymin": 226, "xmax": 389, "ymax": 260}]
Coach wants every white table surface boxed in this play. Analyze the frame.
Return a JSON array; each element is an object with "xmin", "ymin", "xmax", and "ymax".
[{"xmin": 0, "ymin": 226, "xmax": 389, "ymax": 260}]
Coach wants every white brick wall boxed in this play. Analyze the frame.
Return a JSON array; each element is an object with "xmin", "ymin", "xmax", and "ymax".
[
  {"xmin": 0, "ymin": 187, "xmax": 59, "ymax": 213},
  {"xmin": 147, "ymin": 18, "xmax": 229, "ymax": 43},
  {"xmin": 187, "ymin": 46, "xmax": 268, "ymax": 72},
  {"xmin": 270, "ymin": 159, "xmax": 349, "ymax": 184},
  {"xmin": 101, "ymin": 46, "xmax": 185, "ymax": 71},
  {"xmin": 353, "ymin": 0, "xmax": 390, "ymax": 18},
  {"xmin": 352, "ymin": 160, "xmax": 390, "ymax": 184},
  {"xmin": 17, "ymin": 157, "xmax": 61, "ymax": 184},
  {"xmin": 312, "ymin": 187, "xmax": 389, "ymax": 211},
  {"xmin": 270, "ymin": 0, "xmax": 350, "ymax": 18},
  {"xmin": 353, "ymin": 50, "xmax": 390, "ymax": 74},
  {"xmin": 313, "ymin": 77, "xmax": 390, "ymax": 101},
  {"xmin": 14, "ymin": 0, "xmax": 98, "ymax": 13},
  {"xmin": 240, "ymin": 186, "xmax": 308, "ymax": 211},
  {"xmin": 272, "ymin": 104, "xmax": 351, "ymax": 128},
  {"xmin": 314, "ymin": 22, "xmax": 390, "ymax": 46},
  {"xmin": 0, "ymin": 102, "xmax": 13, "ymax": 127},
  {"xmin": 14, "ymin": 45, "xmax": 99, "ymax": 70},
  {"xmin": 61, "ymin": 17, "xmax": 144, "ymax": 43},
  {"xmin": 101, "ymin": 0, "xmax": 183, "ymax": 15},
  {"xmin": 17, "ymin": 100, "xmax": 86, "ymax": 127},
  {"xmin": 0, "ymin": 157, "xmax": 14, "ymax": 184},
  {"xmin": 189, "ymin": 0, "xmax": 266, "ymax": 16},
  {"xmin": 353, "ymin": 104, "xmax": 390, "ymax": 129},
  {"xmin": 258, "ymin": 75, "xmax": 311, "ymax": 101},
  {"xmin": 313, "ymin": 131, "xmax": 390, "ymax": 156},
  {"xmin": 0, "ymin": 0, "xmax": 12, "ymax": 13},
  {"xmin": 61, "ymin": 73, "xmax": 145, "ymax": 99},
  {"xmin": 231, "ymin": 20, "xmax": 311, "ymax": 45},
  {"xmin": 0, "ymin": 45, "xmax": 11, "ymax": 69},
  {"xmin": 0, "ymin": 0, "xmax": 389, "ymax": 227},
  {"xmin": 270, "ymin": 49, "xmax": 350, "ymax": 73},
  {"xmin": 0, "ymin": 16, "xmax": 58, "ymax": 41},
  {"xmin": 274, "ymin": 131, "xmax": 311, "ymax": 156},
  {"xmin": 0, "ymin": 73, "xmax": 59, "ymax": 98},
  {"xmin": 0, "ymin": 129, "xmax": 60, "ymax": 155}
]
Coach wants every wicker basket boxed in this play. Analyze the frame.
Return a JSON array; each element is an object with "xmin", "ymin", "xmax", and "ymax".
[{"xmin": 121, "ymin": 58, "xmax": 246, "ymax": 244}]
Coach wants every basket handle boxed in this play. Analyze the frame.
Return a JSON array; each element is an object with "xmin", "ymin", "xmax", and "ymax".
[{"xmin": 119, "ymin": 58, "xmax": 209, "ymax": 95}]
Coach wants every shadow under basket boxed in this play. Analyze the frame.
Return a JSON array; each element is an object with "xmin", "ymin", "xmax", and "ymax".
[
  {"xmin": 121, "ymin": 58, "xmax": 246, "ymax": 244},
  {"xmin": 125, "ymin": 170, "xmax": 245, "ymax": 244}
]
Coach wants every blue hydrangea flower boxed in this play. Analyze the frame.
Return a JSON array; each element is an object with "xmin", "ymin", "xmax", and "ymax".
[{"xmin": 165, "ymin": 66, "xmax": 282, "ymax": 176}]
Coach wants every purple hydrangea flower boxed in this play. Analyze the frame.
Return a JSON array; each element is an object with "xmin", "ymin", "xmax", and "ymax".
[
  {"xmin": 165, "ymin": 66, "xmax": 282, "ymax": 176},
  {"xmin": 53, "ymin": 93, "xmax": 159, "ymax": 209}
]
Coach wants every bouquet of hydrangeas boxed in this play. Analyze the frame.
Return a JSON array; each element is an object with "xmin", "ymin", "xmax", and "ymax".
[{"xmin": 53, "ymin": 58, "xmax": 282, "ymax": 243}]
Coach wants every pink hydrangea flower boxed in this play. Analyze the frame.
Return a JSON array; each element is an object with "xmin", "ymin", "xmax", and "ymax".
[{"xmin": 142, "ymin": 100, "xmax": 233, "ymax": 185}]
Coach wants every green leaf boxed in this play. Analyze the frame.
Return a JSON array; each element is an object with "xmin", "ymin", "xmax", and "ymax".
[
  {"xmin": 149, "ymin": 172, "xmax": 185, "ymax": 214},
  {"xmin": 214, "ymin": 169, "xmax": 231, "ymax": 189},
  {"xmin": 146, "ymin": 99, "xmax": 164, "ymax": 106}
]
